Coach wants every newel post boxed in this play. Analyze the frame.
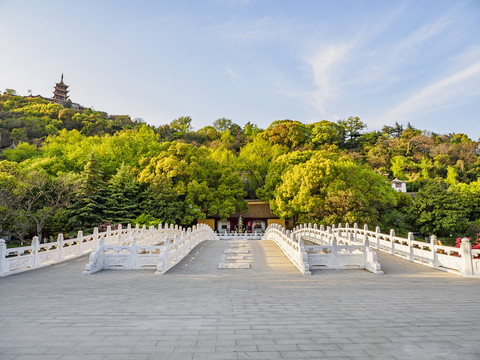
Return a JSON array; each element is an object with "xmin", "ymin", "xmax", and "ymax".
[
  {"xmin": 163, "ymin": 235, "xmax": 171, "ymax": 267},
  {"xmin": 459, "ymin": 238, "xmax": 474, "ymax": 277},
  {"xmin": 390, "ymin": 229, "xmax": 396, "ymax": 255},
  {"xmin": 407, "ymin": 232, "xmax": 414, "ymax": 261},
  {"xmin": 57, "ymin": 233, "xmax": 64, "ymax": 261},
  {"xmin": 375, "ymin": 226, "xmax": 380, "ymax": 249},
  {"xmin": 430, "ymin": 235, "xmax": 438, "ymax": 268},
  {"xmin": 0, "ymin": 239, "xmax": 7, "ymax": 277},
  {"xmin": 32, "ymin": 236, "xmax": 40, "ymax": 268},
  {"xmin": 130, "ymin": 236, "xmax": 137, "ymax": 269},
  {"xmin": 93, "ymin": 227, "xmax": 99, "ymax": 248},
  {"xmin": 330, "ymin": 235, "xmax": 339, "ymax": 268},
  {"xmin": 173, "ymin": 234, "xmax": 179, "ymax": 262},
  {"xmin": 77, "ymin": 230, "xmax": 83, "ymax": 254}
]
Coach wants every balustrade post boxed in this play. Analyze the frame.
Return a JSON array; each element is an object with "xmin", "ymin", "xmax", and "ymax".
[
  {"xmin": 408, "ymin": 232, "xmax": 414, "ymax": 261},
  {"xmin": 163, "ymin": 235, "xmax": 171, "ymax": 267},
  {"xmin": 0, "ymin": 239, "xmax": 7, "ymax": 277},
  {"xmin": 347, "ymin": 232, "xmax": 353, "ymax": 244},
  {"xmin": 364, "ymin": 233, "xmax": 370, "ymax": 247},
  {"xmin": 330, "ymin": 235, "xmax": 339, "ymax": 268},
  {"xmin": 130, "ymin": 236, "xmax": 137, "ymax": 269},
  {"xmin": 77, "ymin": 230, "xmax": 83, "ymax": 254},
  {"xmin": 173, "ymin": 234, "xmax": 179, "ymax": 262},
  {"xmin": 116, "ymin": 224, "xmax": 122, "ymax": 245},
  {"xmin": 459, "ymin": 238, "xmax": 474, "ymax": 277},
  {"xmin": 314, "ymin": 223, "xmax": 317, "ymax": 230},
  {"xmin": 375, "ymin": 226, "xmax": 380, "ymax": 249},
  {"xmin": 57, "ymin": 233, "xmax": 64, "ymax": 261},
  {"xmin": 353, "ymin": 223, "xmax": 358, "ymax": 242},
  {"xmin": 430, "ymin": 235, "xmax": 438, "ymax": 268},
  {"xmin": 390, "ymin": 229, "xmax": 395, "ymax": 255},
  {"xmin": 93, "ymin": 227, "xmax": 99, "ymax": 248},
  {"xmin": 32, "ymin": 236, "xmax": 40, "ymax": 268}
]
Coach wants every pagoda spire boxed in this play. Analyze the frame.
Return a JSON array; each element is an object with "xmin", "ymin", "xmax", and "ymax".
[{"xmin": 53, "ymin": 74, "xmax": 69, "ymax": 104}]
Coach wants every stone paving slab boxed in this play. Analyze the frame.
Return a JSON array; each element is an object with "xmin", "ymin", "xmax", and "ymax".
[
  {"xmin": 218, "ymin": 263, "xmax": 251, "ymax": 269},
  {"xmin": 1, "ymin": 239, "xmax": 479, "ymax": 360}
]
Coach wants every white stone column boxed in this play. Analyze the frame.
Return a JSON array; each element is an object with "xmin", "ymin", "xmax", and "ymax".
[
  {"xmin": 390, "ymin": 229, "xmax": 396, "ymax": 255},
  {"xmin": 77, "ymin": 231, "xmax": 83, "ymax": 255},
  {"xmin": 57, "ymin": 233, "xmax": 64, "ymax": 261},
  {"xmin": 408, "ymin": 232, "xmax": 414, "ymax": 261},
  {"xmin": 459, "ymin": 238, "xmax": 474, "ymax": 277},
  {"xmin": 0, "ymin": 239, "xmax": 7, "ymax": 277},
  {"xmin": 32, "ymin": 236, "xmax": 40, "ymax": 268},
  {"xmin": 130, "ymin": 236, "xmax": 137, "ymax": 269},
  {"xmin": 430, "ymin": 235, "xmax": 438, "ymax": 268}
]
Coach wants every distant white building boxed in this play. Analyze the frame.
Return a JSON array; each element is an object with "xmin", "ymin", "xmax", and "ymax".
[{"xmin": 391, "ymin": 178, "xmax": 407, "ymax": 192}]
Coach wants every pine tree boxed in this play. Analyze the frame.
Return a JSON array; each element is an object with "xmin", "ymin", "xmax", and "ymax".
[
  {"xmin": 104, "ymin": 163, "xmax": 140, "ymax": 224},
  {"xmin": 140, "ymin": 177, "xmax": 183, "ymax": 225},
  {"xmin": 68, "ymin": 152, "xmax": 107, "ymax": 232}
]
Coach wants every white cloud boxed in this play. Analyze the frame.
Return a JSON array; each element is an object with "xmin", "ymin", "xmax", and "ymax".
[
  {"xmin": 304, "ymin": 43, "xmax": 354, "ymax": 115},
  {"xmin": 382, "ymin": 61, "xmax": 480, "ymax": 124}
]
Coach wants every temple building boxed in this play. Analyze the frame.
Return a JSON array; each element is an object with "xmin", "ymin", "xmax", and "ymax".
[
  {"xmin": 391, "ymin": 178, "xmax": 407, "ymax": 193},
  {"xmin": 198, "ymin": 200, "xmax": 288, "ymax": 233},
  {"xmin": 52, "ymin": 74, "xmax": 69, "ymax": 105}
]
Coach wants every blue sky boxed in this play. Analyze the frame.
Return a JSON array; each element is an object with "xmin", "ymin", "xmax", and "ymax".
[{"xmin": 1, "ymin": 0, "xmax": 480, "ymax": 139}]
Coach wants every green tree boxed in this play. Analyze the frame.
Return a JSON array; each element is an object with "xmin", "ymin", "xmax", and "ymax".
[
  {"xmin": 213, "ymin": 118, "xmax": 233, "ymax": 133},
  {"xmin": 3, "ymin": 142, "xmax": 41, "ymax": 162},
  {"xmin": 104, "ymin": 164, "xmax": 141, "ymax": 225},
  {"xmin": 271, "ymin": 153, "xmax": 396, "ymax": 225},
  {"xmin": 68, "ymin": 152, "xmax": 107, "ymax": 232},
  {"xmin": 409, "ymin": 181, "xmax": 468, "ymax": 237},
  {"xmin": 138, "ymin": 142, "xmax": 246, "ymax": 225},
  {"xmin": 140, "ymin": 177, "xmax": 183, "ymax": 224},
  {"xmin": 170, "ymin": 116, "xmax": 193, "ymax": 137},
  {"xmin": 237, "ymin": 135, "xmax": 286, "ymax": 198},
  {"xmin": 337, "ymin": 116, "xmax": 366, "ymax": 147},
  {"xmin": 18, "ymin": 171, "xmax": 75, "ymax": 241}
]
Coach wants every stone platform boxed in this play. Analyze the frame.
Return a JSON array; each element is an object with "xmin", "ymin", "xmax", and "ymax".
[{"xmin": 0, "ymin": 239, "xmax": 479, "ymax": 360}]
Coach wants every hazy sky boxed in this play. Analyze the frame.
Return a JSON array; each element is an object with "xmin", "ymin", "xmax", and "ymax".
[{"xmin": 1, "ymin": 0, "xmax": 479, "ymax": 138}]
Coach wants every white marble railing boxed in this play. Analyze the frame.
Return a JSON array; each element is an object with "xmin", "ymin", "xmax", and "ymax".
[
  {"xmin": 215, "ymin": 231, "xmax": 262, "ymax": 240},
  {"xmin": 83, "ymin": 223, "xmax": 217, "ymax": 275},
  {"xmin": 0, "ymin": 223, "xmax": 204, "ymax": 277},
  {"xmin": 319, "ymin": 223, "xmax": 480, "ymax": 278},
  {"xmin": 262, "ymin": 223, "xmax": 383, "ymax": 275},
  {"xmin": 262, "ymin": 224, "xmax": 311, "ymax": 275}
]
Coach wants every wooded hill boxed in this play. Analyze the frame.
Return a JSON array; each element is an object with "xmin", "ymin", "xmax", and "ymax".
[{"xmin": 1, "ymin": 93, "xmax": 479, "ymax": 244}]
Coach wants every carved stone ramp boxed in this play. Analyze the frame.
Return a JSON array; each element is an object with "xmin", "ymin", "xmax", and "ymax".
[{"xmin": 166, "ymin": 239, "xmax": 299, "ymax": 276}]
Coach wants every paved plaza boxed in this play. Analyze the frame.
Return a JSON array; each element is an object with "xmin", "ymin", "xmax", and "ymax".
[{"xmin": 1, "ymin": 239, "xmax": 479, "ymax": 360}]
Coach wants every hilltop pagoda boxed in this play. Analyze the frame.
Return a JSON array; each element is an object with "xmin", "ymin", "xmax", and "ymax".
[{"xmin": 52, "ymin": 74, "xmax": 69, "ymax": 105}]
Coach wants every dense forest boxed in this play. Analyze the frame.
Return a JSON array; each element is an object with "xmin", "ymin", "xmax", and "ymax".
[{"xmin": 1, "ymin": 93, "xmax": 479, "ymax": 245}]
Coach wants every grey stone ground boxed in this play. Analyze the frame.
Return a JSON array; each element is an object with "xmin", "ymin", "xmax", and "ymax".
[{"xmin": 1, "ymin": 239, "xmax": 479, "ymax": 360}]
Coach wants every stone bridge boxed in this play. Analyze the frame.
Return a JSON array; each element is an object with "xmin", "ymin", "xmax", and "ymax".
[{"xmin": 1, "ymin": 224, "xmax": 480, "ymax": 359}]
